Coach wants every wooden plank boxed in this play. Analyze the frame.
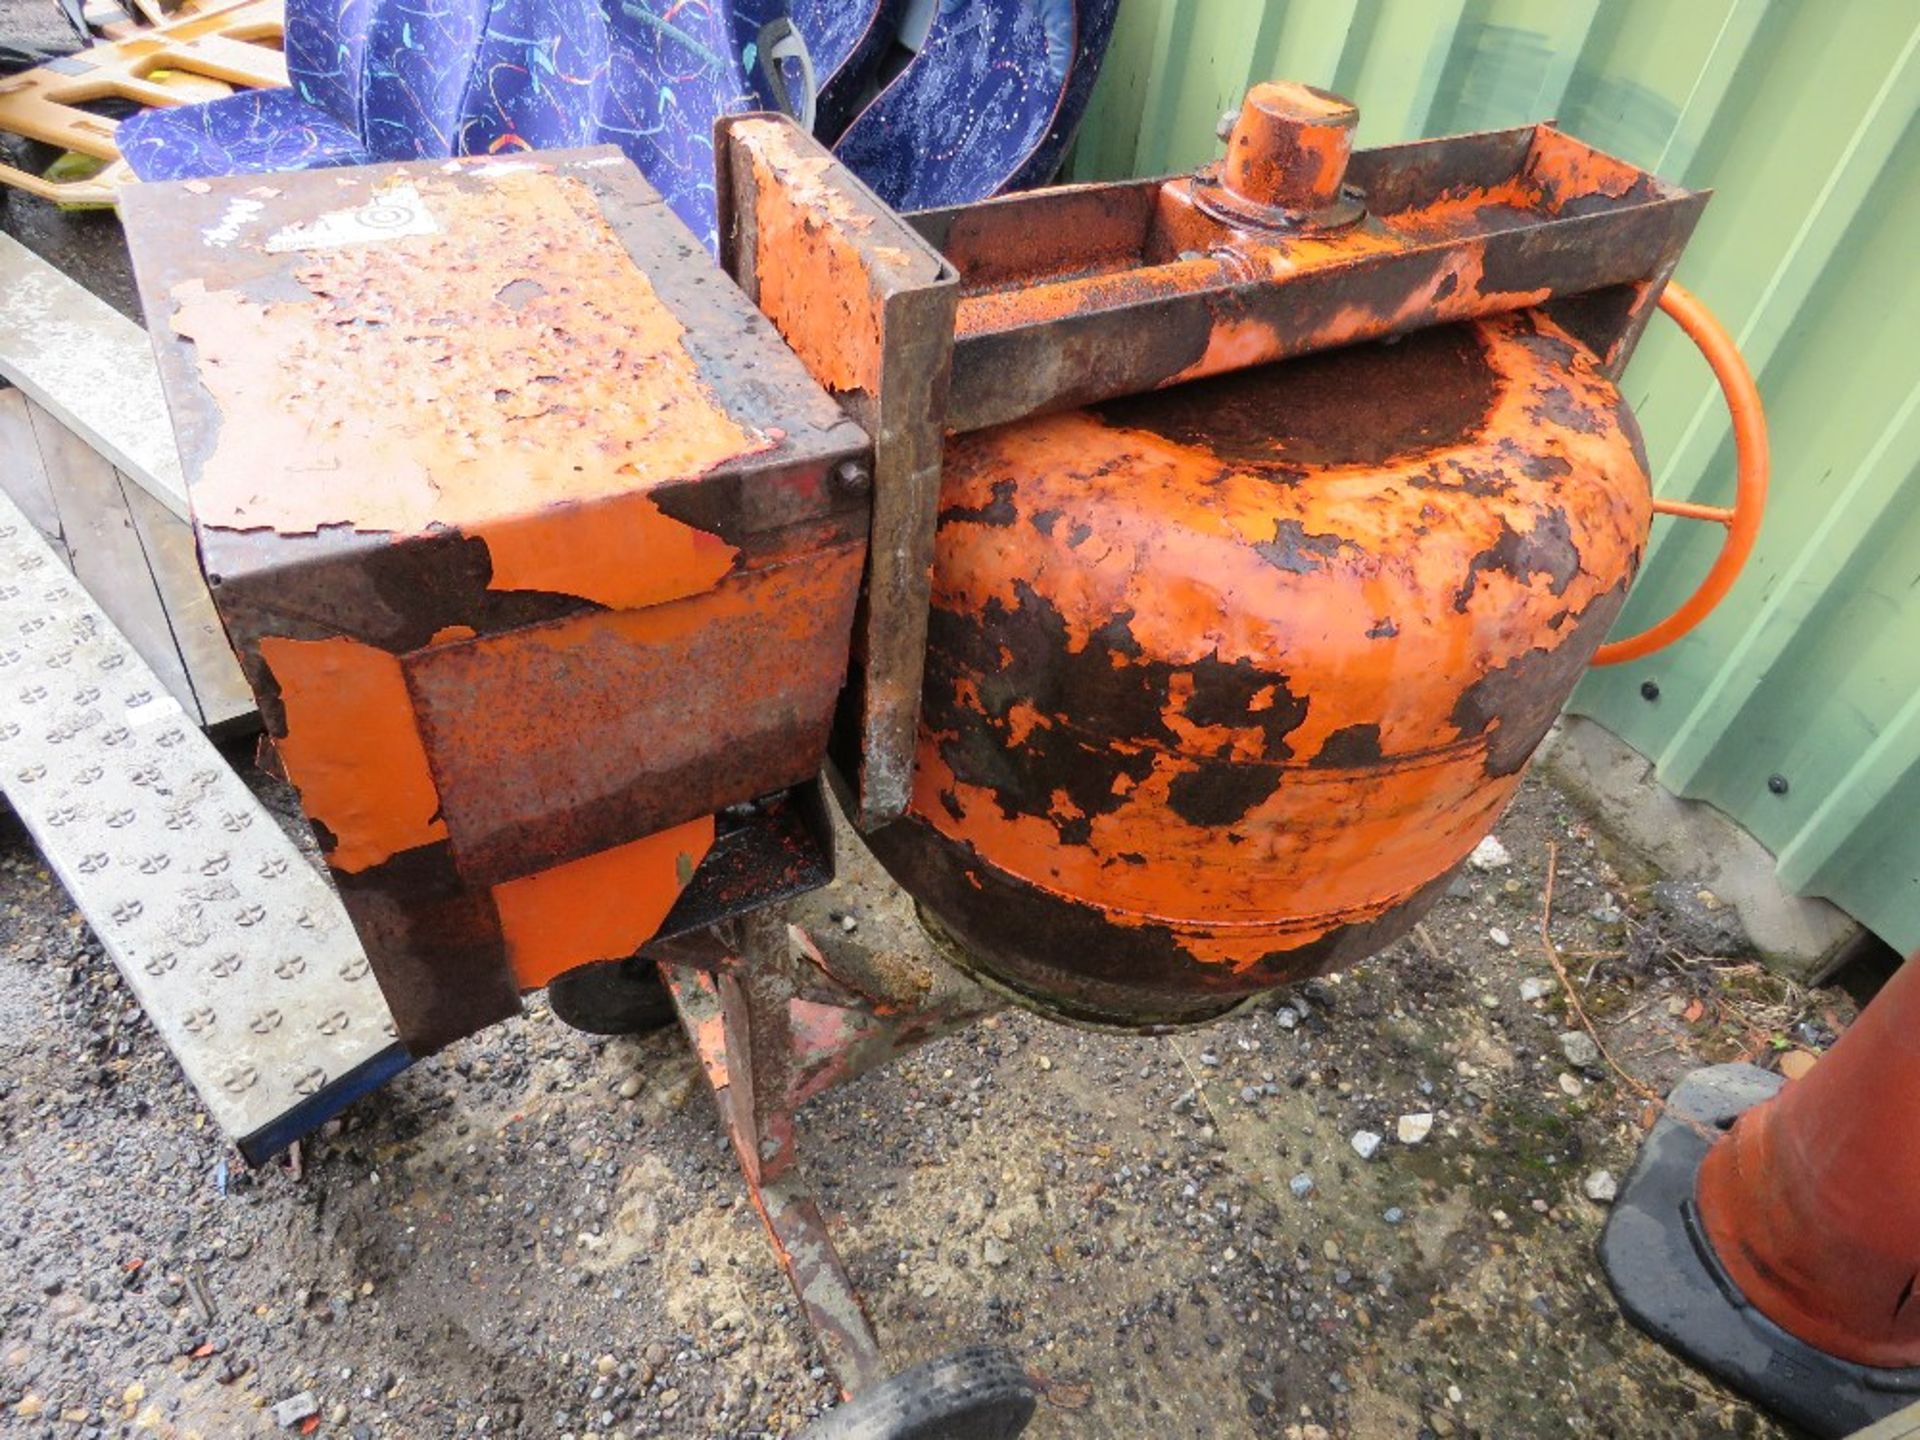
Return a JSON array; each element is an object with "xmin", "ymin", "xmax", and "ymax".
[
  {"xmin": 26, "ymin": 399, "xmax": 202, "ymax": 722},
  {"xmin": 117, "ymin": 470, "xmax": 255, "ymax": 728},
  {"xmin": 0, "ymin": 384, "xmax": 65, "ymax": 547},
  {"xmin": 0, "ymin": 233, "xmax": 189, "ymax": 518}
]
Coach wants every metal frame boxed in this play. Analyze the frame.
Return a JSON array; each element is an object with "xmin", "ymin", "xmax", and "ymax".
[
  {"xmin": 910, "ymin": 119, "xmax": 1706, "ymax": 431},
  {"xmin": 693, "ymin": 92, "xmax": 1714, "ymax": 1394},
  {"xmin": 716, "ymin": 116, "xmax": 960, "ymax": 830},
  {"xmin": 658, "ymin": 916, "xmax": 1002, "ymax": 1395}
]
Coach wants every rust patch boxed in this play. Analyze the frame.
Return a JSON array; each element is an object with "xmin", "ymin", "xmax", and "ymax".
[
  {"xmin": 405, "ymin": 547, "xmax": 867, "ymax": 885},
  {"xmin": 873, "ymin": 310, "xmax": 1653, "ymax": 1020},
  {"xmin": 257, "ymin": 635, "xmax": 448, "ymax": 873},
  {"xmin": 166, "ymin": 168, "xmax": 772, "ymax": 538},
  {"xmin": 1096, "ymin": 322, "xmax": 1498, "ymax": 469}
]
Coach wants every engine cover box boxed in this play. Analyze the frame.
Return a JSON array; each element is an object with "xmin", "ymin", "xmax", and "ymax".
[{"xmin": 123, "ymin": 149, "xmax": 871, "ymax": 1050}]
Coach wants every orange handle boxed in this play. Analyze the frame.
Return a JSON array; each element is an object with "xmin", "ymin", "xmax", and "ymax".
[{"xmin": 1591, "ymin": 281, "xmax": 1769, "ymax": 666}]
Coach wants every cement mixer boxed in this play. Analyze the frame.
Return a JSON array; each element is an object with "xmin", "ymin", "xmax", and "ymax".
[{"xmin": 116, "ymin": 81, "xmax": 1765, "ymax": 1434}]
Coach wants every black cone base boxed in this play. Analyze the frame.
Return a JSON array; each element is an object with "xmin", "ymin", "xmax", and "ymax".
[{"xmin": 1600, "ymin": 1063, "xmax": 1920, "ymax": 1438}]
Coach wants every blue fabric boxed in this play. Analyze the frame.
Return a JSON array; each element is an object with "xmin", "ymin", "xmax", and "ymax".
[
  {"xmin": 790, "ymin": 0, "xmax": 902, "ymax": 141},
  {"xmin": 359, "ymin": 0, "xmax": 489, "ymax": 159},
  {"xmin": 117, "ymin": 86, "xmax": 373, "ymax": 181},
  {"xmin": 594, "ymin": 1, "xmax": 761, "ymax": 247},
  {"xmin": 456, "ymin": 0, "xmax": 612, "ymax": 156},
  {"xmin": 285, "ymin": 0, "xmax": 372, "ymax": 122},
  {"xmin": 1005, "ymin": 0, "xmax": 1116, "ymax": 192},
  {"xmin": 833, "ymin": 0, "xmax": 1117, "ymax": 212},
  {"xmin": 121, "ymin": 0, "xmax": 763, "ymax": 249},
  {"xmin": 119, "ymin": 0, "xmax": 1116, "ymax": 248}
]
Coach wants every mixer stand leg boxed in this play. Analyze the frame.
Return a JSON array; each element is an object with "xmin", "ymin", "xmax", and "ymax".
[{"xmin": 659, "ymin": 912, "xmax": 889, "ymax": 1396}]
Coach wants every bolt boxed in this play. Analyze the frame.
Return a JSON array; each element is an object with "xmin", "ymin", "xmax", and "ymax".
[
  {"xmin": 1218, "ymin": 82, "xmax": 1357, "ymax": 214},
  {"xmin": 1640, "ymin": 680, "xmax": 1660, "ymax": 702},
  {"xmin": 1216, "ymin": 110, "xmax": 1239, "ymax": 143},
  {"xmin": 1768, "ymin": 774, "xmax": 1790, "ymax": 795},
  {"xmin": 832, "ymin": 459, "xmax": 872, "ymax": 495}
]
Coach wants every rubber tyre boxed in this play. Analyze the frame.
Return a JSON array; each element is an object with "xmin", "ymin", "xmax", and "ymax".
[
  {"xmin": 800, "ymin": 1347, "xmax": 1037, "ymax": 1440},
  {"xmin": 546, "ymin": 958, "xmax": 677, "ymax": 1036}
]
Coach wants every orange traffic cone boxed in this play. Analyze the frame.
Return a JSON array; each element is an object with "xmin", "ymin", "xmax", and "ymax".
[{"xmin": 1602, "ymin": 954, "xmax": 1920, "ymax": 1436}]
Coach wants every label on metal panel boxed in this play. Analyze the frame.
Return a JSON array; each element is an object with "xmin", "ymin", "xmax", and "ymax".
[
  {"xmin": 264, "ymin": 182, "xmax": 441, "ymax": 253},
  {"xmin": 0, "ymin": 491, "xmax": 405, "ymax": 1155}
]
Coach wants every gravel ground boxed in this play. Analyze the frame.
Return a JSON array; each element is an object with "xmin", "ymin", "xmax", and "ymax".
[{"xmin": 0, "ymin": 759, "xmax": 1855, "ymax": 1440}]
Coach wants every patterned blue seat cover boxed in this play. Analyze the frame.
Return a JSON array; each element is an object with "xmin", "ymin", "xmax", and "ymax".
[
  {"xmin": 788, "ymin": 0, "xmax": 906, "ymax": 142},
  {"xmin": 117, "ymin": 1, "xmax": 1116, "ymax": 250},
  {"xmin": 833, "ymin": 0, "xmax": 1117, "ymax": 212}
]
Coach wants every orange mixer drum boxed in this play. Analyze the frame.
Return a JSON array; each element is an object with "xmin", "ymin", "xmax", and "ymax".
[{"xmin": 865, "ymin": 309, "xmax": 1653, "ymax": 1026}]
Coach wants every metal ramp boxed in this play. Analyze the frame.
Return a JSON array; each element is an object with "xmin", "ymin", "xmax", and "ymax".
[{"xmin": 0, "ymin": 487, "xmax": 408, "ymax": 1162}]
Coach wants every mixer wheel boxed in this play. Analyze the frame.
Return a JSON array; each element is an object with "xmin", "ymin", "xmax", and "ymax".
[
  {"xmin": 546, "ymin": 957, "xmax": 677, "ymax": 1036},
  {"xmin": 800, "ymin": 1346, "xmax": 1037, "ymax": 1440}
]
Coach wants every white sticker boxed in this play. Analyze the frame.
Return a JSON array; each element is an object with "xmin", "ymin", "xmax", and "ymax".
[
  {"xmin": 265, "ymin": 182, "xmax": 440, "ymax": 253},
  {"xmin": 202, "ymin": 197, "xmax": 265, "ymax": 249}
]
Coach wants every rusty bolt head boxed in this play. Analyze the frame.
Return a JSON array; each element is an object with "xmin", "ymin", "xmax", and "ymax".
[{"xmin": 833, "ymin": 459, "xmax": 873, "ymax": 495}]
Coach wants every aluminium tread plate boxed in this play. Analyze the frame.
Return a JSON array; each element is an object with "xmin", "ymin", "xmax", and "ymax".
[{"xmin": 0, "ymin": 488, "xmax": 407, "ymax": 1161}]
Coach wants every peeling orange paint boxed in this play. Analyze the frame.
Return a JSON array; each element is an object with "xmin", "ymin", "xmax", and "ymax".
[
  {"xmin": 1217, "ymin": 81, "xmax": 1356, "ymax": 217},
  {"xmin": 477, "ymin": 488, "xmax": 738, "ymax": 611},
  {"xmin": 492, "ymin": 815, "xmax": 714, "ymax": 989},
  {"xmin": 402, "ymin": 544, "xmax": 868, "ymax": 877},
  {"xmin": 875, "ymin": 310, "xmax": 1652, "ymax": 1017},
  {"xmin": 257, "ymin": 635, "xmax": 448, "ymax": 872},
  {"xmin": 734, "ymin": 118, "xmax": 939, "ymax": 397}
]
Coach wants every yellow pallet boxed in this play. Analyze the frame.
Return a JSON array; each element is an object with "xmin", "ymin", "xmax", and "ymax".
[{"xmin": 0, "ymin": 0, "xmax": 284, "ymax": 207}]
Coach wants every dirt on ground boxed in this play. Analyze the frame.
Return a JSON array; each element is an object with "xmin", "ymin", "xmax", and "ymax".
[{"xmin": 0, "ymin": 756, "xmax": 1855, "ymax": 1440}]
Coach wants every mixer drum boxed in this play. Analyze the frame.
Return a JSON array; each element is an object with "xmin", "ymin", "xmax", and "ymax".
[{"xmin": 863, "ymin": 310, "xmax": 1653, "ymax": 1027}]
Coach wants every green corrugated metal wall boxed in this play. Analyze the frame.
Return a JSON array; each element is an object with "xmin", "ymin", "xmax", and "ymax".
[{"xmin": 1069, "ymin": 0, "xmax": 1920, "ymax": 953}]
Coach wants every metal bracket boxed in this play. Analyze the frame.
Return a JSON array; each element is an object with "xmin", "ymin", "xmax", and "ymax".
[
  {"xmin": 717, "ymin": 114, "xmax": 960, "ymax": 830},
  {"xmin": 660, "ymin": 913, "xmax": 1001, "ymax": 1397},
  {"xmin": 909, "ymin": 120, "xmax": 1708, "ymax": 430}
]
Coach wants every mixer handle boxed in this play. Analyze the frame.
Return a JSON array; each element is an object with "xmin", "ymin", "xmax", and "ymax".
[{"xmin": 1591, "ymin": 281, "xmax": 1770, "ymax": 665}]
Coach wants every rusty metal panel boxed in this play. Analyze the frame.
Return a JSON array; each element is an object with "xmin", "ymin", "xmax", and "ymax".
[
  {"xmin": 121, "ymin": 150, "xmax": 873, "ymax": 1051},
  {"xmin": 718, "ymin": 116, "xmax": 960, "ymax": 830},
  {"xmin": 1070, "ymin": 0, "xmax": 1920, "ymax": 956},
  {"xmin": 404, "ymin": 548, "xmax": 865, "ymax": 883}
]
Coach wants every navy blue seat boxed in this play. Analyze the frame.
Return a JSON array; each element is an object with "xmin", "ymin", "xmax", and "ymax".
[
  {"xmin": 832, "ymin": 0, "xmax": 1118, "ymax": 212},
  {"xmin": 118, "ymin": 1, "xmax": 1117, "ymax": 250}
]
